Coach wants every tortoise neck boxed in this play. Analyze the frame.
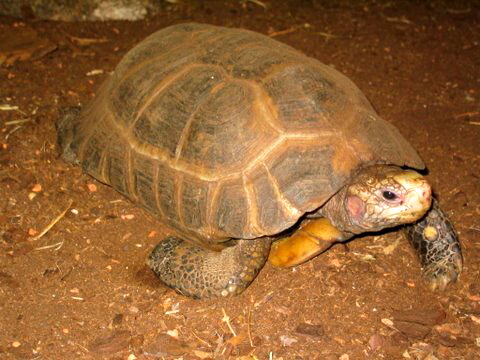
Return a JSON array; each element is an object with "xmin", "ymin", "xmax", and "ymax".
[{"xmin": 321, "ymin": 187, "xmax": 362, "ymax": 235}]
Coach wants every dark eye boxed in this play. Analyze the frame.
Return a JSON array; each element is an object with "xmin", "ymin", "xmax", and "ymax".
[{"xmin": 382, "ymin": 190, "xmax": 397, "ymax": 201}]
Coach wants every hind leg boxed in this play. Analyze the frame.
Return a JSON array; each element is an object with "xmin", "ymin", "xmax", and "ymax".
[
  {"xmin": 147, "ymin": 237, "xmax": 272, "ymax": 299},
  {"xmin": 56, "ymin": 106, "xmax": 82, "ymax": 164},
  {"xmin": 404, "ymin": 199, "xmax": 463, "ymax": 290}
]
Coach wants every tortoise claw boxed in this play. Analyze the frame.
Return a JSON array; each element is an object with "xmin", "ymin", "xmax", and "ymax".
[{"xmin": 423, "ymin": 254, "xmax": 463, "ymax": 291}]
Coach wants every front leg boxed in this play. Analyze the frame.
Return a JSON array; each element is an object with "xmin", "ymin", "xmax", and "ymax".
[
  {"xmin": 404, "ymin": 199, "xmax": 463, "ymax": 290},
  {"xmin": 269, "ymin": 218, "xmax": 351, "ymax": 267}
]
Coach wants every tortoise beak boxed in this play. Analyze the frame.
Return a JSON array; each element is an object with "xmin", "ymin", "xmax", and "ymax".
[{"xmin": 394, "ymin": 171, "xmax": 432, "ymax": 220}]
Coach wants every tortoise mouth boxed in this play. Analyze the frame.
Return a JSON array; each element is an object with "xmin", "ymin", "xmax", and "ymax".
[{"xmin": 393, "ymin": 171, "xmax": 432, "ymax": 208}]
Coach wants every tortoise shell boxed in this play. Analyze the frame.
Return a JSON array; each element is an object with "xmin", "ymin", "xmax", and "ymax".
[{"xmin": 65, "ymin": 23, "xmax": 423, "ymax": 246}]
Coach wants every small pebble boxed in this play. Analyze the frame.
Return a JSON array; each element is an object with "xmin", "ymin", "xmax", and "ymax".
[
  {"xmin": 381, "ymin": 318, "xmax": 394, "ymax": 327},
  {"xmin": 12, "ymin": 341, "xmax": 21, "ymax": 348},
  {"xmin": 129, "ymin": 306, "xmax": 139, "ymax": 314},
  {"xmin": 471, "ymin": 315, "xmax": 480, "ymax": 324},
  {"xmin": 127, "ymin": 354, "xmax": 137, "ymax": 360},
  {"xmin": 295, "ymin": 323, "xmax": 324, "ymax": 337},
  {"xmin": 87, "ymin": 183, "xmax": 97, "ymax": 192},
  {"xmin": 167, "ymin": 329, "xmax": 179, "ymax": 338},
  {"xmin": 31, "ymin": 184, "xmax": 42, "ymax": 192},
  {"xmin": 368, "ymin": 334, "xmax": 385, "ymax": 351},
  {"xmin": 121, "ymin": 214, "xmax": 135, "ymax": 220},
  {"xmin": 279, "ymin": 335, "xmax": 297, "ymax": 347}
]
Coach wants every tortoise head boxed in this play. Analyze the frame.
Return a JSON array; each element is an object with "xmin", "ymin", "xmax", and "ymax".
[{"xmin": 341, "ymin": 165, "xmax": 432, "ymax": 233}]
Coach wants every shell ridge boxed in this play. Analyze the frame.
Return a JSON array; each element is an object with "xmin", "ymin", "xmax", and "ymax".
[
  {"xmin": 261, "ymin": 162, "xmax": 302, "ymax": 219},
  {"xmin": 129, "ymin": 63, "xmax": 204, "ymax": 132},
  {"xmin": 242, "ymin": 174, "xmax": 263, "ymax": 235},
  {"xmin": 173, "ymin": 74, "xmax": 230, "ymax": 163},
  {"xmin": 152, "ymin": 161, "xmax": 165, "ymax": 217}
]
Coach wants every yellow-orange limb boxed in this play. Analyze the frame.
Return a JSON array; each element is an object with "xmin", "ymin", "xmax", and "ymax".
[{"xmin": 269, "ymin": 218, "xmax": 344, "ymax": 267}]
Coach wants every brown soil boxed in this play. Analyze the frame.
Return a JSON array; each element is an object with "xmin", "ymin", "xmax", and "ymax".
[{"xmin": 1, "ymin": 1, "xmax": 479, "ymax": 359}]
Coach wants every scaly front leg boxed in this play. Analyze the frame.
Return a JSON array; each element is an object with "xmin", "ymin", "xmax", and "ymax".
[
  {"xmin": 269, "ymin": 218, "xmax": 351, "ymax": 268},
  {"xmin": 404, "ymin": 199, "xmax": 463, "ymax": 290}
]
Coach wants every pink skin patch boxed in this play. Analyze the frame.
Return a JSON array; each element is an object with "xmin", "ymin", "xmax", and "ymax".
[{"xmin": 346, "ymin": 195, "xmax": 366, "ymax": 222}]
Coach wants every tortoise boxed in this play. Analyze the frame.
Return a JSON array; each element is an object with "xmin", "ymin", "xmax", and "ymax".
[{"xmin": 56, "ymin": 23, "xmax": 462, "ymax": 299}]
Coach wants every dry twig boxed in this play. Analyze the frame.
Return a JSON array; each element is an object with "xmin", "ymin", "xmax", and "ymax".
[
  {"xmin": 246, "ymin": 0, "xmax": 267, "ymax": 9},
  {"xmin": 191, "ymin": 330, "xmax": 212, "ymax": 348},
  {"xmin": 269, "ymin": 27, "xmax": 297, "ymax": 37},
  {"xmin": 4, "ymin": 118, "xmax": 32, "ymax": 126},
  {"xmin": 247, "ymin": 306, "xmax": 254, "ymax": 347},
  {"xmin": 454, "ymin": 111, "xmax": 479, "ymax": 119},
  {"xmin": 34, "ymin": 241, "xmax": 64, "ymax": 251},
  {"xmin": 221, "ymin": 308, "xmax": 237, "ymax": 337},
  {"xmin": 31, "ymin": 200, "xmax": 73, "ymax": 241}
]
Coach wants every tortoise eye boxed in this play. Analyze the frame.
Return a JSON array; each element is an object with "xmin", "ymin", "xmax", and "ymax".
[{"xmin": 382, "ymin": 190, "xmax": 398, "ymax": 201}]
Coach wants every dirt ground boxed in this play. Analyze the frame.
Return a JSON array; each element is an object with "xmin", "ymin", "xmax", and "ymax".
[{"xmin": 1, "ymin": 1, "xmax": 479, "ymax": 359}]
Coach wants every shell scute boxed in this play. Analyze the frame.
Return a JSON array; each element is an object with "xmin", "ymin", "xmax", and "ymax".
[
  {"xmin": 268, "ymin": 142, "xmax": 339, "ymax": 212},
  {"xmin": 214, "ymin": 180, "xmax": 249, "ymax": 238},
  {"xmin": 180, "ymin": 177, "xmax": 210, "ymax": 231},
  {"xmin": 132, "ymin": 154, "xmax": 158, "ymax": 214},
  {"xmin": 178, "ymin": 81, "xmax": 278, "ymax": 173}
]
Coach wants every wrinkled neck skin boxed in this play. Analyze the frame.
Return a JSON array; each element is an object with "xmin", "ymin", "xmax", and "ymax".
[{"xmin": 314, "ymin": 187, "xmax": 365, "ymax": 237}]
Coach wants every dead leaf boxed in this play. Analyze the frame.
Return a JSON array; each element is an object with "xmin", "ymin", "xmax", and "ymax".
[
  {"xmin": 392, "ymin": 308, "xmax": 446, "ymax": 326},
  {"xmin": 295, "ymin": 323, "xmax": 324, "ymax": 337},
  {"xmin": 143, "ymin": 334, "xmax": 192, "ymax": 357},
  {"xmin": 88, "ymin": 330, "xmax": 131, "ymax": 355},
  {"xmin": 0, "ymin": 26, "xmax": 56, "ymax": 66},
  {"xmin": 395, "ymin": 321, "xmax": 431, "ymax": 339}
]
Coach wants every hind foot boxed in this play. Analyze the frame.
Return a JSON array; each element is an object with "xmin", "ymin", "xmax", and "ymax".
[{"xmin": 147, "ymin": 236, "xmax": 271, "ymax": 299}]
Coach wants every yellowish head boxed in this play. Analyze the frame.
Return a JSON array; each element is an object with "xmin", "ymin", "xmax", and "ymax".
[{"xmin": 344, "ymin": 165, "xmax": 432, "ymax": 232}]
